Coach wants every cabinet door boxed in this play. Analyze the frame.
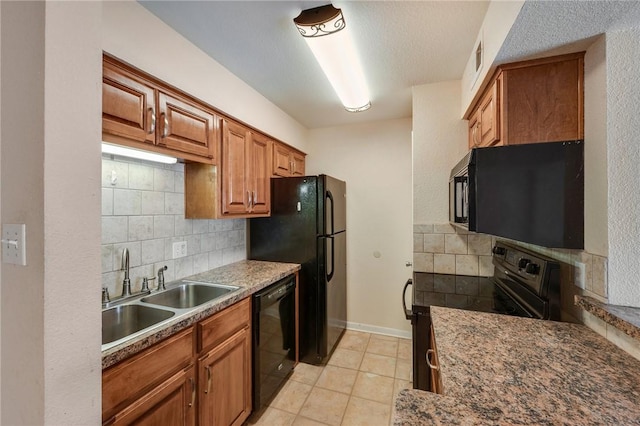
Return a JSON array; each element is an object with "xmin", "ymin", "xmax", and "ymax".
[
  {"xmin": 468, "ymin": 109, "xmax": 481, "ymax": 149},
  {"xmin": 503, "ymin": 56, "xmax": 582, "ymax": 144},
  {"xmin": 158, "ymin": 91, "xmax": 218, "ymax": 161},
  {"xmin": 199, "ymin": 327, "xmax": 252, "ymax": 426},
  {"xmin": 273, "ymin": 142, "xmax": 293, "ymax": 177},
  {"xmin": 221, "ymin": 119, "xmax": 250, "ymax": 215},
  {"xmin": 428, "ymin": 324, "xmax": 443, "ymax": 394},
  {"xmin": 291, "ymin": 151, "xmax": 305, "ymax": 176},
  {"xmin": 248, "ymin": 133, "xmax": 271, "ymax": 215},
  {"xmin": 109, "ymin": 366, "xmax": 196, "ymax": 426},
  {"xmin": 103, "ymin": 62, "xmax": 156, "ymax": 145},
  {"xmin": 478, "ymin": 78, "xmax": 500, "ymax": 147}
]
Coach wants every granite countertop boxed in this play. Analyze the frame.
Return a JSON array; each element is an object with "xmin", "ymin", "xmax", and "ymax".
[
  {"xmin": 393, "ymin": 306, "xmax": 640, "ymax": 425},
  {"xmin": 576, "ymin": 295, "xmax": 640, "ymax": 340},
  {"xmin": 102, "ymin": 260, "xmax": 300, "ymax": 369}
]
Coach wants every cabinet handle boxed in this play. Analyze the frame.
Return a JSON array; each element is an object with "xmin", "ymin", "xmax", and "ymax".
[
  {"xmin": 426, "ymin": 349, "xmax": 439, "ymax": 370},
  {"xmin": 148, "ymin": 108, "xmax": 156, "ymax": 134},
  {"xmin": 162, "ymin": 113, "xmax": 169, "ymax": 138},
  {"xmin": 252, "ymin": 191, "xmax": 256, "ymax": 208},
  {"xmin": 205, "ymin": 366, "xmax": 212, "ymax": 394},
  {"xmin": 247, "ymin": 191, "xmax": 251, "ymax": 209},
  {"xmin": 189, "ymin": 377, "xmax": 196, "ymax": 407}
]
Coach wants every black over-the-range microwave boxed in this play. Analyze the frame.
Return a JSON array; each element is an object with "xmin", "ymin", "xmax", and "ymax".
[{"xmin": 449, "ymin": 140, "xmax": 584, "ymax": 249}]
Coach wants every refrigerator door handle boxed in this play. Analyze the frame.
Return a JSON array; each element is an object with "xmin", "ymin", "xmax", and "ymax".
[
  {"xmin": 326, "ymin": 236, "xmax": 335, "ymax": 283},
  {"xmin": 326, "ymin": 190, "xmax": 334, "ymax": 235}
]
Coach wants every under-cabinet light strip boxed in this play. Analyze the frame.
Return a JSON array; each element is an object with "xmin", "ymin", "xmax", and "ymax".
[{"xmin": 101, "ymin": 143, "xmax": 178, "ymax": 164}]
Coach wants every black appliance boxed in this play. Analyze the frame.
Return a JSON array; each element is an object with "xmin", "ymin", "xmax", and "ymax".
[
  {"xmin": 403, "ymin": 240, "xmax": 561, "ymax": 391},
  {"xmin": 252, "ymin": 275, "xmax": 296, "ymax": 411},
  {"xmin": 249, "ymin": 175, "xmax": 347, "ymax": 364},
  {"xmin": 450, "ymin": 140, "xmax": 584, "ymax": 248}
]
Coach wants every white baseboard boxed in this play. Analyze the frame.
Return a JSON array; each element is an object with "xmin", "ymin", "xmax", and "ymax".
[{"xmin": 346, "ymin": 321, "xmax": 412, "ymax": 340}]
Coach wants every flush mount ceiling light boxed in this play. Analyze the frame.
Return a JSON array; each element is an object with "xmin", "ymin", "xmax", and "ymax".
[
  {"xmin": 294, "ymin": 4, "xmax": 371, "ymax": 113},
  {"xmin": 101, "ymin": 142, "xmax": 177, "ymax": 164}
]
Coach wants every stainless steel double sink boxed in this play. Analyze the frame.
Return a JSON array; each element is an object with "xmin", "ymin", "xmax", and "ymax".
[{"xmin": 102, "ymin": 281, "xmax": 239, "ymax": 347}]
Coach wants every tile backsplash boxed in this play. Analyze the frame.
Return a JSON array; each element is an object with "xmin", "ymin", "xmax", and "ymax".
[
  {"xmin": 101, "ymin": 154, "xmax": 245, "ymax": 297},
  {"xmin": 413, "ymin": 224, "xmax": 494, "ymax": 277}
]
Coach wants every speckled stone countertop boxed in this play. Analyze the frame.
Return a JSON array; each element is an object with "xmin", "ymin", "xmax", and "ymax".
[
  {"xmin": 576, "ymin": 295, "xmax": 640, "ymax": 341},
  {"xmin": 102, "ymin": 260, "xmax": 300, "ymax": 369},
  {"xmin": 393, "ymin": 306, "xmax": 640, "ymax": 425}
]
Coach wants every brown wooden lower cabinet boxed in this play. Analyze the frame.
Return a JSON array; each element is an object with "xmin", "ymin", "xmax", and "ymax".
[
  {"xmin": 108, "ymin": 366, "xmax": 196, "ymax": 426},
  {"xmin": 198, "ymin": 326, "xmax": 252, "ymax": 426},
  {"xmin": 428, "ymin": 324, "xmax": 443, "ymax": 394},
  {"xmin": 103, "ymin": 298, "xmax": 252, "ymax": 426}
]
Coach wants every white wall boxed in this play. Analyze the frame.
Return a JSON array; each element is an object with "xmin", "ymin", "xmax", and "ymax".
[
  {"xmin": 306, "ymin": 118, "xmax": 413, "ymax": 336},
  {"xmin": 583, "ymin": 36, "xmax": 608, "ymax": 257},
  {"xmin": 606, "ymin": 26, "xmax": 640, "ymax": 307},
  {"xmin": 460, "ymin": 1, "xmax": 524, "ymax": 116},
  {"xmin": 413, "ymin": 80, "xmax": 467, "ymax": 224},
  {"xmin": 102, "ymin": 1, "xmax": 309, "ymax": 154},
  {"xmin": 1, "ymin": 2, "xmax": 102, "ymax": 424}
]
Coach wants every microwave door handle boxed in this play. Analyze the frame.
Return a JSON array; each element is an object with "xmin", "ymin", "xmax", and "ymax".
[{"xmin": 402, "ymin": 278, "xmax": 413, "ymax": 319}]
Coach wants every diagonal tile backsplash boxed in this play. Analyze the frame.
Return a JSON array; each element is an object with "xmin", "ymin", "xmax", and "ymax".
[{"xmin": 101, "ymin": 154, "xmax": 245, "ymax": 298}]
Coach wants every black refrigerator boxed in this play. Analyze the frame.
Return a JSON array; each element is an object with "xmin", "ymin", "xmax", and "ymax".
[{"xmin": 249, "ymin": 175, "xmax": 347, "ymax": 365}]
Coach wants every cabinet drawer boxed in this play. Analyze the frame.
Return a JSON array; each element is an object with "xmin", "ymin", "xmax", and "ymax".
[
  {"xmin": 103, "ymin": 327, "xmax": 194, "ymax": 421},
  {"xmin": 199, "ymin": 298, "xmax": 250, "ymax": 353}
]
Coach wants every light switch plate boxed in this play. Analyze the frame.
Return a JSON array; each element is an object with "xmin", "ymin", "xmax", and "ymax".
[
  {"xmin": 2, "ymin": 224, "xmax": 26, "ymax": 266},
  {"xmin": 172, "ymin": 241, "xmax": 187, "ymax": 259}
]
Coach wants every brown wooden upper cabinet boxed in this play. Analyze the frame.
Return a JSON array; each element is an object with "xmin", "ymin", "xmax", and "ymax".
[
  {"xmin": 102, "ymin": 54, "xmax": 218, "ymax": 164},
  {"xmin": 220, "ymin": 119, "xmax": 271, "ymax": 217},
  {"xmin": 466, "ymin": 52, "xmax": 584, "ymax": 149},
  {"xmin": 273, "ymin": 141, "xmax": 306, "ymax": 177}
]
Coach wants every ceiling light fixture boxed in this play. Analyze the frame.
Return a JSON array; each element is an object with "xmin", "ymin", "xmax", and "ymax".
[
  {"xmin": 101, "ymin": 142, "xmax": 177, "ymax": 164},
  {"xmin": 294, "ymin": 4, "xmax": 371, "ymax": 113}
]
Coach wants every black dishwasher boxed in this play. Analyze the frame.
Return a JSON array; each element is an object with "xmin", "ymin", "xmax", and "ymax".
[{"xmin": 252, "ymin": 275, "xmax": 296, "ymax": 412}]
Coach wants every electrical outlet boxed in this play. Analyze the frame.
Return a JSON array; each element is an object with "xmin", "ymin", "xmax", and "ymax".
[
  {"xmin": 173, "ymin": 241, "xmax": 187, "ymax": 259},
  {"xmin": 2, "ymin": 224, "xmax": 27, "ymax": 266},
  {"xmin": 575, "ymin": 262, "xmax": 586, "ymax": 289}
]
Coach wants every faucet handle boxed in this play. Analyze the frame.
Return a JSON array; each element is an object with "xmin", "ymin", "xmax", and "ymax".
[
  {"xmin": 141, "ymin": 276, "xmax": 156, "ymax": 292},
  {"xmin": 102, "ymin": 287, "xmax": 110, "ymax": 304}
]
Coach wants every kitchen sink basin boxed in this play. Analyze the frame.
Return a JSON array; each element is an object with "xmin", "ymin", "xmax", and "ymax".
[
  {"xmin": 102, "ymin": 304, "xmax": 174, "ymax": 345},
  {"xmin": 141, "ymin": 282, "xmax": 239, "ymax": 309}
]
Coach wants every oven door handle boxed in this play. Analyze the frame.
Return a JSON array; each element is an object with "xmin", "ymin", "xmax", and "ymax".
[{"xmin": 402, "ymin": 278, "xmax": 413, "ymax": 320}]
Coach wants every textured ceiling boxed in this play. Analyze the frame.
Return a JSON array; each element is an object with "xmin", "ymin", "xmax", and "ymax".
[
  {"xmin": 497, "ymin": 0, "xmax": 640, "ymax": 64},
  {"xmin": 139, "ymin": 1, "xmax": 490, "ymax": 129}
]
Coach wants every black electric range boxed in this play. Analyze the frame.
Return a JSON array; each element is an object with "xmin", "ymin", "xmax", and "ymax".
[{"xmin": 403, "ymin": 240, "xmax": 561, "ymax": 391}]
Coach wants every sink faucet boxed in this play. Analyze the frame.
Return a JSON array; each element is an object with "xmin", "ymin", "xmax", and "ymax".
[
  {"xmin": 121, "ymin": 248, "xmax": 132, "ymax": 296},
  {"xmin": 157, "ymin": 265, "xmax": 167, "ymax": 291}
]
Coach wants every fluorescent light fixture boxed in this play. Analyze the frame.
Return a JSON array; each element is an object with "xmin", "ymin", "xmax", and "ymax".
[
  {"xmin": 101, "ymin": 142, "xmax": 177, "ymax": 164},
  {"xmin": 294, "ymin": 4, "xmax": 371, "ymax": 113}
]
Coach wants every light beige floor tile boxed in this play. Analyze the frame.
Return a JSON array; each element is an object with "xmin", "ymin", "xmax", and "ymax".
[
  {"xmin": 315, "ymin": 365, "xmax": 358, "ymax": 395},
  {"xmin": 327, "ymin": 348, "xmax": 364, "ymax": 370},
  {"xmin": 393, "ymin": 379, "xmax": 413, "ymax": 399},
  {"xmin": 299, "ymin": 387, "xmax": 349, "ymax": 426},
  {"xmin": 397, "ymin": 339, "xmax": 412, "ymax": 360},
  {"xmin": 292, "ymin": 415, "xmax": 330, "ymax": 425},
  {"xmin": 342, "ymin": 396, "xmax": 391, "ymax": 426},
  {"xmin": 250, "ymin": 407, "xmax": 296, "ymax": 425},
  {"xmin": 270, "ymin": 379, "xmax": 313, "ymax": 414},
  {"xmin": 359, "ymin": 352, "xmax": 397, "ymax": 377},
  {"xmin": 351, "ymin": 371, "xmax": 395, "ymax": 404},
  {"xmin": 394, "ymin": 359, "xmax": 412, "ymax": 381},
  {"xmin": 338, "ymin": 330, "xmax": 370, "ymax": 352},
  {"xmin": 366, "ymin": 335, "xmax": 398, "ymax": 358},
  {"xmin": 290, "ymin": 362, "xmax": 324, "ymax": 386}
]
